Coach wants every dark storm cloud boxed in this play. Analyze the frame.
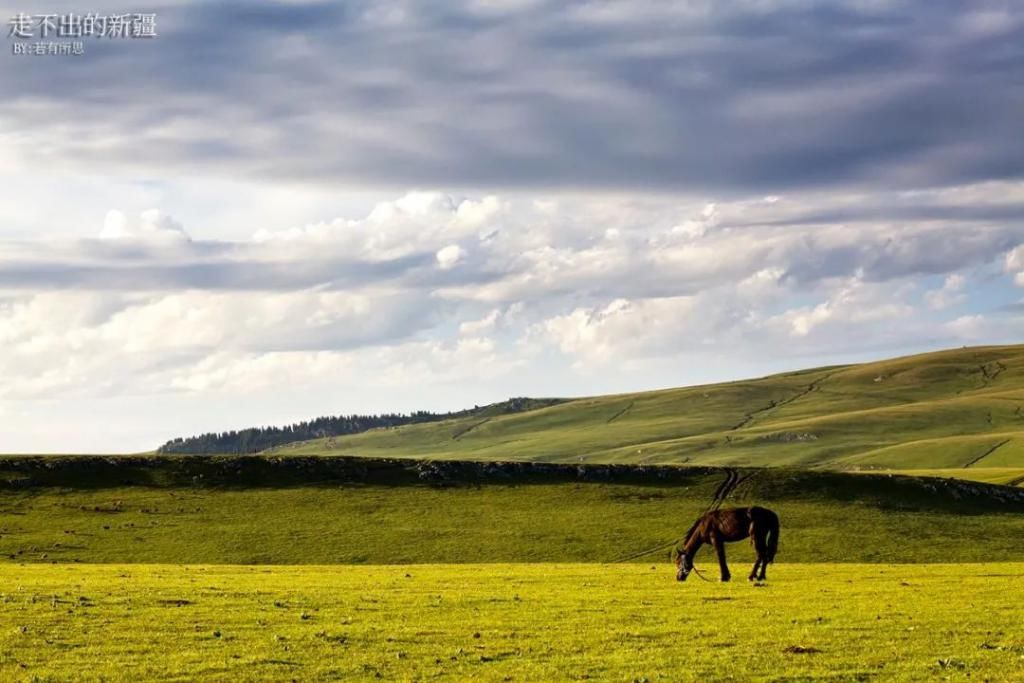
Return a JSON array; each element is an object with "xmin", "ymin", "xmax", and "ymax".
[{"xmin": 2, "ymin": 0, "xmax": 1022, "ymax": 192}]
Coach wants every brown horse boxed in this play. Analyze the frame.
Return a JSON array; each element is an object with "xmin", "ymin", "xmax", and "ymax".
[{"xmin": 675, "ymin": 506, "xmax": 779, "ymax": 582}]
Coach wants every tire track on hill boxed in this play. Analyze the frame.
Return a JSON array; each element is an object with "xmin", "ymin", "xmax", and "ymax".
[
  {"xmin": 707, "ymin": 468, "xmax": 737, "ymax": 510},
  {"xmin": 729, "ymin": 372, "xmax": 835, "ymax": 431},
  {"xmin": 606, "ymin": 401, "xmax": 634, "ymax": 424},
  {"xmin": 963, "ymin": 438, "xmax": 1011, "ymax": 468},
  {"xmin": 451, "ymin": 418, "xmax": 490, "ymax": 441},
  {"xmin": 706, "ymin": 467, "xmax": 758, "ymax": 512},
  {"xmin": 814, "ymin": 388, "xmax": 912, "ymax": 404}
]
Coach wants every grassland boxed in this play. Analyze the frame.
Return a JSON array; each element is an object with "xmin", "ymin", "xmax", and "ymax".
[
  {"xmin": 2, "ymin": 462, "xmax": 1023, "ymax": 565},
  {"xmin": 273, "ymin": 345, "xmax": 1024, "ymax": 480},
  {"xmin": 1, "ymin": 563, "xmax": 1022, "ymax": 681}
]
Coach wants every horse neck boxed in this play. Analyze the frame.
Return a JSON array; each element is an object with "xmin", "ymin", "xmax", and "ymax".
[{"xmin": 682, "ymin": 521, "xmax": 705, "ymax": 556}]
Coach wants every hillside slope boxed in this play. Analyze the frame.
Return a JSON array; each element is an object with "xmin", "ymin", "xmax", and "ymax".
[{"xmin": 274, "ymin": 344, "xmax": 1024, "ymax": 474}]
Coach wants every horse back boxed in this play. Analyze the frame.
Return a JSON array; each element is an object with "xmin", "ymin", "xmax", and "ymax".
[{"xmin": 748, "ymin": 505, "xmax": 779, "ymax": 527}]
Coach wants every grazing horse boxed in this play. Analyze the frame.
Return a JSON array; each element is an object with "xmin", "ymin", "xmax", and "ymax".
[{"xmin": 675, "ymin": 506, "xmax": 779, "ymax": 582}]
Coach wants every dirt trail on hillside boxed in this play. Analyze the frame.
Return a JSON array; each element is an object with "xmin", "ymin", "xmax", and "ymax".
[
  {"xmin": 606, "ymin": 401, "xmax": 634, "ymax": 424},
  {"xmin": 963, "ymin": 438, "xmax": 1011, "ymax": 468},
  {"xmin": 451, "ymin": 418, "xmax": 491, "ymax": 440},
  {"xmin": 708, "ymin": 467, "xmax": 738, "ymax": 509},
  {"xmin": 729, "ymin": 372, "xmax": 835, "ymax": 431},
  {"xmin": 705, "ymin": 467, "xmax": 757, "ymax": 512}
]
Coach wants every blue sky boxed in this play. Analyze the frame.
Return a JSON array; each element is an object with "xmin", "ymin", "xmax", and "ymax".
[{"xmin": 2, "ymin": 0, "xmax": 1023, "ymax": 452}]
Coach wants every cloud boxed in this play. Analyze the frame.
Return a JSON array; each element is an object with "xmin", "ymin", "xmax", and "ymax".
[
  {"xmin": 0, "ymin": 288, "xmax": 443, "ymax": 399},
  {"xmin": 459, "ymin": 309, "xmax": 500, "ymax": 335},
  {"xmin": 533, "ymin": 268, "xmax": 1011, "ymax": 370},
  {"xmin": 538, "ymin": 297, "xmax": 698, "ymax": 366},
  {"xmin": 773, "ymin": 277, "xmax": 916, "ymax": 339},
  {"xmin": 99, "ymin": 209, "xmax": 190, "ymax": 242},
  {"xmin": 3, "ymin": 184, "xmax": 1024, "ymax": 402},
  {"xmin": 924, "ymin": 273, "xmax": 967, "ymax": 310},
  {"xmin": 2, "ymin": 1, "xmax": 1022, "ymax": 192},
  {"xmin": 436, "ymin": 244, "xmax": 467, "ymax": 269},
  {"xmin": 166, "ymin": 335, "xmax": 517, "ymax": 395},
  {"xmin": 1004, "ymin": 245, "xmax": 1024, "ymax": 286}
]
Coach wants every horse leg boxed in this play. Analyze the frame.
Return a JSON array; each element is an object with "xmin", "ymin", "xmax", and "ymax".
[
  {"xmin": 748, "ymin": 522, "xmax": 760, "ymax": 581},
  {"xmin": 754, "ymin": 526, "xmax": 769, "ymax": 581},
  {"xmin": 714, "ymin": 538, "xmax": 731, "ymax": 582}
]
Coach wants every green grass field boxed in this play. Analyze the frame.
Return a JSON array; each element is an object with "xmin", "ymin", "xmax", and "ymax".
[
  {"xmin": 4, "ymin": 460, "xmax": 1020, "ymax": 680},
  {"xmin": 1, "ymin": 563, "xmax": 1022, "ymax": 681},
  {"xmin": 2, "ymin": 466, "xmax": 1023, "ymax": 565},
  {"xmin": 273, "ymin": 345, "xmax": 1024, "ymax": 480}
]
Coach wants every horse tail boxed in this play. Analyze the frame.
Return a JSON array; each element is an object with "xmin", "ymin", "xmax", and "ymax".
[{"xmin": 765, "ymin": 511, "xmax": 780, "ymax": 564}]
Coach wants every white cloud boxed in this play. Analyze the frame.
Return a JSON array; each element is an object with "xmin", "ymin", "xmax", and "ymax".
[
  {"xmin": 924, "ymin": 273, "xmax": 967, "ymax": 310},
  {"xmin": 168, "ymin": 335, "xmax": 515, "ymax": 395},
  {"xmin": 459, "ymin": 309, "xmax": 500, "ymax": 335},
  {"xmin": 1004, "ymin": 246, "xmax": 1024, "ymax": 286},
  {"xmin": 946, "ymin": 314, "xmax": 988, "ymax": 339},
  {"xmin": 774, "ymin": 278, "xmax": 916, "ymax": 339},
  {"xmin": 3, "ymin": 183, "xmax": 1024, "ymax": 448},
  {"xmin": 99, "ymin": 209, "xmax": 190, "ymax": 242},
  {"xmin": 436, "ymin": 244, "xmax": 467, "ymax": 270},
  {"xmin": 252, "ymin": 190, "xmax": 488, "ymax": 266},
  {"xmin": 541, "ymin": 298, "xmax": 640, "ymax": 365},
  {"xmin": 0, "ymin": 287, "xmax": 440, "ymax": 400}
]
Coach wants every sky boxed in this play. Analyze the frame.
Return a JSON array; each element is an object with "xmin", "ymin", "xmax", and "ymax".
[{"xmin": 2, "ymin": 0, "xmax": 1024, "ymax": 452}]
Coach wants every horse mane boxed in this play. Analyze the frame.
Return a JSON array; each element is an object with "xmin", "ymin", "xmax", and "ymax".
[{"xmin": 678, "ymin": 513, "xmax": 705, "ymax": 554}]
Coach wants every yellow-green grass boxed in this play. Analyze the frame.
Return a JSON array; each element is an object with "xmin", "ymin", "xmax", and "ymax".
[
  {"xmin": 1, "ymin": 563, "xmax": 1021, "ymax": 681},
  {"xmin": 3, "ymin": 469, "xmax": 1024, "ymax": 564},
  {"xmin": 273, "ymin": 345, "xmax": 1024, "ymax": 472}
]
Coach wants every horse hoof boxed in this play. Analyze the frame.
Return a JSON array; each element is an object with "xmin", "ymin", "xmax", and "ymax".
[{"xmin": 721, "ymin": 576, "xmax": 731, "ymax": 583}]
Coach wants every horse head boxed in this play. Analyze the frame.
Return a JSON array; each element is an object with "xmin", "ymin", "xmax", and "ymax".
[{"xmin": 675, "ymin": 549, "xmax": 693, "ymax": 581}]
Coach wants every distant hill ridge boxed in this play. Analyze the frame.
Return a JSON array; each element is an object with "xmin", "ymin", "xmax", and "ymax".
[
  {"xmin": 270, "ymin": 344, "xmax": 1024, "ymax": 478},
  {"xmin": 157, "ymin": 397, "xmax": 565, "ymax": 454}
]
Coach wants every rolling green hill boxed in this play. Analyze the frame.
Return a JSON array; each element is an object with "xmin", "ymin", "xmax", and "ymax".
[{"xmin": 273, "ymin": 345, "xmax": 1024, "ymax": 479}]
